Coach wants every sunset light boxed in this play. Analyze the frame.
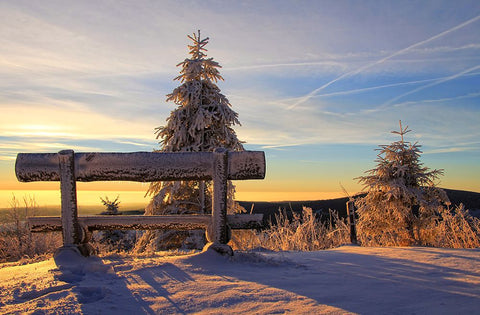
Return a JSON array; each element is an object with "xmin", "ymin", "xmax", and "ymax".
[
  {"xmin": 0, "ymin": 1, "xmax": 479, "ymax": 210},
  {"xmin": 1, "ymin": 2, "xmax": 480, "ymax": 314}
]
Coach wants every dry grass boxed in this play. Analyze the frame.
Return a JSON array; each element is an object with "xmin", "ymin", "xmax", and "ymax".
[
  {"xmin": 418, "ymin": 204, "xmax": 480, "ymax": 248},
  {"xmin": 230, "ymin": 207, "xmax": 350, "ymax": 251},
  {"xmin": 357, "ymin": 204, "xmax": 480, "ymax": 248},
  {"xmin": 0, "ymin": 196, "xmax": 61, "ymax": 264},
  {"xmin": 2, "ymin": 194, "xmax": 478, "ymax": 266}
]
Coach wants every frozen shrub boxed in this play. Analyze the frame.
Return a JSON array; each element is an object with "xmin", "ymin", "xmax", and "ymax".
[
  {"xmin": 100, "ymin": 196, "xmax": 120, "ymax": 215},
  {"xmin": 92, "ymin": 230, "xmax": 137, "ymax": 254}
]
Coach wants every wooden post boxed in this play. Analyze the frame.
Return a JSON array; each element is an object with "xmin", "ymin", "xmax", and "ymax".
[
  {"xmin": 212, "ymin": 148, "xmax": 228, "ymax": 243},
  {"xmin": 205, "ymin": 148, "xmax": 233, "ymax": 255},
  {"xmin": 199, "ymin": 180, "xmax": 206, "ymax": 214},
  {"xmin": 346, "ymin": 200, "xmax": 357, "ymax": 245},
  {"xmin": 58, "ymin": 150, "xmax": 81, "ymax": 247}
]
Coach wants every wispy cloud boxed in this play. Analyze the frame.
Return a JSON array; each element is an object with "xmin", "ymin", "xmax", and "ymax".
[
  {"xmin": 423, "ymin": 146, "xmax": 479, "ymax": 154},
  {"xmin": 384, "ymin": 64, "xmax": 480, "ymax": 105},
  {"xmin": 261, "ymin": 144, "xmax": 305, "ymax": 150},
  {"xmin": 356, "ymin": 91, "xmax": 480, "ymax": 116},
  {"xmin": 287, "ymin": 14, "xmax": 480, "ymax": 110},
  {"xmin": 1, "ymin": 1, "xmax": 479, "ymax": 194},
  {"xmin": 0, "ymin": 139, "xmax": 103, "ymax": 161},
  {"xmin": 308, "ymin": 73, "xmax": 480, "ymax": 99},
  {"xmin": 0, "ymin": 104, "xmax": 156, "ymax": 144},
  {"xmin": 224, "ymin": 61, "xmax": 346, "ymax": 72}
]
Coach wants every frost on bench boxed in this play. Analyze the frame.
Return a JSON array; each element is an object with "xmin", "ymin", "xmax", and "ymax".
[
  {"xmin": 15, "ymin": 149, "xmax": 266, "ymax": 259},
  {"xmin": 16, "ymin": 151, "xmax": 265, "ymax": 182}
]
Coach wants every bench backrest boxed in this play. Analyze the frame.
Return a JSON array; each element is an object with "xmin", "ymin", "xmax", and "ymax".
[{"xmin": 16, "ymin": 150, "xmax": 265, "ymax": 182}]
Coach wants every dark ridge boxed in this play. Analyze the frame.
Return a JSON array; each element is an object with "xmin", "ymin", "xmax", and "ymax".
[{"xmin": 238, "ymin": 188, "xmax": 480, "ymax": 223}]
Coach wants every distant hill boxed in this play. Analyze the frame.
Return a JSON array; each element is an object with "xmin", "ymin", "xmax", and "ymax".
[{"xmin": 238, "ymin": 188, "xmax": 480, "ymax": 223}]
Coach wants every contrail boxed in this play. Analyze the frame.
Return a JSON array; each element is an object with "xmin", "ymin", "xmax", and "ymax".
[
  {"xmin": 224, "ymin": 61, "xmax": 344, "ymax": 71},
  {"xmin": 287, "ymin": 14, "xmax": 480, "ymax": 110},
  {"xmin": 383, "ymin": 64, "xmax": 480, "ymax": 105},
  {"xmin": 309, "ymin": 71, "xmax": 480, "ymax": 98}
]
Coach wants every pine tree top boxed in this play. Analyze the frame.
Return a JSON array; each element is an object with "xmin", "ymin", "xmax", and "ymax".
[
  {"xmin": 154, "ymin": 30, "xmax": 244, "ymax": 153},
  {"xmin": 175, "ymin": 30, "xmax": 223, "ymax": 83},
  {"xmin": 391, "ymin": 120, "xmax": 411, "ymax": 144},
  {"xmin": 187, "ymin": 30, "xmax": 209, "ymax": 60},
  {"xmin": 358, "ymin": 120, "xmax": 445, "ymax": 197}
]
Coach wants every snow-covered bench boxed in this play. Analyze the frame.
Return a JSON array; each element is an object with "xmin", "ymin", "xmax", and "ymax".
[{"xmin": 15, "ymin": 148, "xmax": 265, "ymax": 258}]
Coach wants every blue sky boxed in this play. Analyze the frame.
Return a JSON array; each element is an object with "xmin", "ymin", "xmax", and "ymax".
[{"xmin": 1, "ymin": 0, "xmax": 479, "ymax": 202}]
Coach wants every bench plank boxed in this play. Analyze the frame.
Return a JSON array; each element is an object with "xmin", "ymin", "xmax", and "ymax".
[
  {"xmin": 28, "ymin": 214, "xmax": 264, "ymax": 232},
  {"xmin": 16, "ymin": 151, "xmax": 265, "ymax": 182}
]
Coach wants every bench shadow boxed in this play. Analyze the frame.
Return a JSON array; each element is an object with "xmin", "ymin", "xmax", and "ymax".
[
  {"xmin": 52, "ymin": 256, "xmax": 157, "ymax": 314},
  {"xmin": 50, "ymin": 248, "xmax": 480, "ymax": 314}
]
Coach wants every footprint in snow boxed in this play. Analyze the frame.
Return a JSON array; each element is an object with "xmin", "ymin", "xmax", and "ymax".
[{"xmin": 74, "ymin": 286, "xmax": 106, "ymax": 304}]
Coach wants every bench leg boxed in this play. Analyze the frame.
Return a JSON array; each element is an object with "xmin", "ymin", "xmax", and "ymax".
[
  {"xmin": 205, "ymin": 148, "xmax": 233, "ymax": 256},
  {"xmin": 56, "ymin": 150, "xmax": 89, "ymax": 260}
]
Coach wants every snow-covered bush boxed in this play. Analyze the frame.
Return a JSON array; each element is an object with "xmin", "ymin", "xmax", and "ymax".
[{"xmin": 355, "ymin": 121, "xmax": 450, "ymax": 246}]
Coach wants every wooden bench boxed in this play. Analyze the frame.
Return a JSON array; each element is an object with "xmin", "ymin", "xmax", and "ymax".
[{"xmin": 15, "ymin": 148, "xmax": 265, "ymax": 258}]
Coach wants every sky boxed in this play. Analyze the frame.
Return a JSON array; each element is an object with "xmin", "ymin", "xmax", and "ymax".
[{"xmin": 1, "ymin": 0, "xmax": 479, "ymax": 206}]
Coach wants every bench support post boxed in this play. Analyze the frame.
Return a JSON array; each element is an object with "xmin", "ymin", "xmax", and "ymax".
[
  {"xmin": 205, "ymin": 148, "xmax": 233, "ymax": 255},
  {"xmin": 59, "ymin": 150, "xmax": 81, "ymax": 247},
  {"xmin": 56, "ymin": 149, "xmax": 94, "ymax": 259}
]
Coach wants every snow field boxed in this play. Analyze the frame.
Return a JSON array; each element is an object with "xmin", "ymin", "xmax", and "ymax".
[{"xmin": 1, "ymin": 245, "xmax": 479, "ymax": 314}]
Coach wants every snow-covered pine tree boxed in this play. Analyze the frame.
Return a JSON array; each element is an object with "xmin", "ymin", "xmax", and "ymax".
[
  {"xmin": 136, "ymin": 31, "xmax": 245, "ymax": 251},
  {"xmin": 354, "ymin": 121, "xmax": 450, "ymax": 246},
  {"xmin": 100, "ymin": 196, "xmax": 120, "ymax": 215}
]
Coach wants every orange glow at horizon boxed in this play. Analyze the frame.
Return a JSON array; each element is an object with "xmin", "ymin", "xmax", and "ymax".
[{"xmin": 0, "ymin": 189, "xmax": 347, "ymax": 209}]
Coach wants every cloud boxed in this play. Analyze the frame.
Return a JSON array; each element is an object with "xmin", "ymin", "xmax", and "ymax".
[
  {"xmin": 229, "ymin": 79, "xmax": 480, "ymax": 152},
  {"xmin": 384, "ymin": 64, "xmax": 480, "ymax": 105},
  {"xmin": 287, "ymin": 13, "xmax": 480, "ymax": 110},
  {"xmin": 423, "ymin": 146, "xmax": 480, "ymax": 154},
  {"xmin": 1, "ymin": 1, "xmax": 479, "ymax": 167},
  {"xmin": 410, "ymin": 43, "xmax": 480, "ymax": 54},
  {"xmin": 225, "ymin": 61, "xmax": 345, "ymax": 71},
  {"xmin": 0, "ymin": 104, "xmax": 156, "ymax": 143}
]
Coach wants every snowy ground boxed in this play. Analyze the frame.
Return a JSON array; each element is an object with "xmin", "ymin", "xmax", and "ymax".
[{"xmin": 1, "ymin": 245, "xmax": 479, "ymax": 314}]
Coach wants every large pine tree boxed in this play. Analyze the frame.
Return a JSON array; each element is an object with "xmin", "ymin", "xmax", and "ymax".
[
  {"xmin": 137, "ymin": 31, "xmax": 245, "ymax": 251},
  {"xmin": 355, "ymin": 121, "xmax": 450, "ymax": 246}
]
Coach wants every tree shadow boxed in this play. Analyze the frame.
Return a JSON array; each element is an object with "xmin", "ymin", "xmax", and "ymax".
[
  {"xmin": 181, "ymin": 248, "xmax": 480, "ymax": 314},
  {"xmin": 132, "ymin": 263, "xmax": 194, "ymax": 314},
  {"xmin": 47, "ymin": 248, "xmax": 480, "ymax": 314},
  {"xmin": 52, "ymin": 256, "xmax": 157, "ymax": 314}
]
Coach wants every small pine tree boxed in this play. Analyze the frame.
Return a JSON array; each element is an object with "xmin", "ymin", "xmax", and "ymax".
[
  {"xmin": 355, "ymin": 121, "xmax": 450, "ymax": 246},
  {"xmin": 96, "ymin": 196, "xmax": 136, "ymax": 252},
  {"xmin": 137, "ymin": 31, "xmax": 245, "ymax": 251},
  {"xmin": 100, "ymin": 196, "xmax": 120, "ymax": 215}
]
